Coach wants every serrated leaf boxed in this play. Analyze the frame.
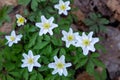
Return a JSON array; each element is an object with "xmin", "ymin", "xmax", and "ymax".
[
  {"xmin": 9, "ymin": 72, "xmax": 20, "ymax": 78},
  {"xmin": 60, "ymin": 48, "xmax": 66, "ymax": 56},
  {"xmin": 86, "ymin": 60, "xmax": 95, "ymax": 75},
  {"xmin": 37, "ymin": 73, "xmax": 43, "ymax": 80},
  {"xmin": 18, "ymin": 0, "xmax": 31, "ymax": 6},
  {"xmin": 34, "ymin": 41, "xmax": 49, "ymax": 49},
  {"xmin": 7, "ymin": 75, "xmax": 14, "ymax": 80},
  {"xmin": 27, "ymin": 33, "xmax": 38, "ymax": 48},
  {"xmin": 31, "ymin": 0, "xmax": 38, "ymax": 11},
  {"xmin": 91, "ymin": 58, "xmax": 105, "ymax": 68},
  {"xmin": 51, "ymin": 36, "xmax": 62, "ymax": 46},
  {"xmin": 91, "ymin": 53, "xmax": 100, "ymax": 58},
  {"xmin": 23, "ymin": 69, "xmax": 29, "ymax": 80},
  {"xmin": 75, "ymin": 58, "xmax": 88, "ymax": 69},
  {"xmin": 38, "ymin": 66, "xmax": 48, "ymax": 71}
]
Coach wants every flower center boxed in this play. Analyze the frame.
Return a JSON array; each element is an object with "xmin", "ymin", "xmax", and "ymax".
[
  {"xmin": 43, "ymin": 23, "xmax": 50, "ymax": 29},
  {"xmin": 67, "ymin": 35, "xmax": 74, "ymax": 41},
  {"xmin": 28, "ymin": 58, "xmax": 34, "ymax": 64},
  {"xmin": 56, "ymin": 62, "xmax": 64, "ymax": 69},
  {"xmin": 18, "ymin": 17, "xmax": 25, "ymax": 23},
  {"xmin": 10, "ymin": 36, "xmax": 15, "ymax": 41},
  {"xmin": 82, "ymin": 39, "xmax": 90, "ymax": 46},
  {"xmin": 60, "ymin": 5, "xmax": 66, "ymax": 11}
]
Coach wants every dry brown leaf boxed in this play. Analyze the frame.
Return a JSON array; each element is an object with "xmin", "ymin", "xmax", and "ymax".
[
  {"xmin": 0, "ymin": 22, "xmax": 13, "ymax": 33},
  {"xmin": 107, "ymin": 0, "xmax": 120, "ymax": 21},
  {"xmin": 71, "ymin": 5, "xmax": 85, "ymax": 21},
  {"xmin": 0, "ymin": 0, "xmax": 17, "ymax": 8},
  {"xmin": 76, "ymin": 72, "xmax": 95, "ymax": 80}
]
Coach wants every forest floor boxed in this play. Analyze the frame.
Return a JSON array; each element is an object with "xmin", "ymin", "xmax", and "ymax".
[{"xmin": 0, "ymin": 0, "xmax": 120, "ymax": 80}]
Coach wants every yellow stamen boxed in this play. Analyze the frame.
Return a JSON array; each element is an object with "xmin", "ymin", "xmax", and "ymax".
[
  {"xmin": 56, "ymin": 62, "xmax": 64, "ymax": 69},
  {"xmin": 43, "ymin": 23, "xmax": 50, "ymax": 29},
  {"xmin": 28, "ymin": 58, "xmax": 34, "ymax": 64},
  {"xmin": 10, "ymin": 36, "xmax": 15, "ymax": 41},
  {"xmin": 82, "ymin": 39, "xmax": 90, "ymax": 46},
  {"xmin": 60, "ymin": 5, "xmax": 66, "ymax": 11},
  {"xmin": 67, "ymin": 35, "xmax": 74, "ymax": 41},
  {"xmin": 18, "ymin": 17, "xmax": 25, "ymax": 24}
]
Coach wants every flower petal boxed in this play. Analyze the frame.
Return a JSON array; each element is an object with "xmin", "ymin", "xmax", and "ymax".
[
  {"xmin": 88, "ymin": 31, "xmax": 93, "ymax": 41},
  {"xmin": 35, "ymin": 23, "xmax": 42, "ymax": 28},
  {"xmin": 41, "ymin": 15, "xmax": 47, "ymax": 22},
  {"xmin": 11, "ymin": 30, "xmax": 16, "ymax": 37},
  {"xmin": 82, "ymin": 47, "xmax": 89, "ymax": 55},
  {"xmin": 21, "ymin": 63, "xmax": 27, "ymax": 68},
  {"xmin": 48, "ymin": 17, "xmax": 54, "ymax": 24},
  {"xmin": 52, "ymin": 69, "xmax": 58, "ymax": 75},
  {"xmin": 60, "ymin": 55, "xmax": 65, "ymax": 63},
  {"xmin": 16, "ymin": 14, "xmax": 22, "ymax": 19},
  {"xmin": 8, "ymin": 42, "xmax": 13, "ymax": 47},
  {"xmin": 54, "ymin": 56, "xmax": 59, "ymax": 62},
  {"xmin": 28, "ymin": 64, "xmax": 34, "ymax": 72},
  {"xmin": 65, "ymin": 63, "xmax": 72, "ymax": 67},
  {"xmin": 22, "ymin": 53, "xmax": 28, "ymax": 59},
  {"xmin": 63, "ymin": 68, "xmax": 68, "ymax": 76},
  {"xmin": 28, "ymin": 50, "xmax": 33, "ymax": 58},
  {"xmin": 34, "ymin": 62, "xmax": 41, "ymax": 67},
  {"xmin": 48, "ymin": 63, "xmax": 55, "ymax": 68},
  {"xmin": 65, "ymin": 1, "xmax": 70, "ymax": 6},
  {"xmin": 34, "ymin": 55, "xmax": 40, "ymax": 61},
  {"xmin": 92, "ymin": 38, "xmax": 99, "ymax": 44}
]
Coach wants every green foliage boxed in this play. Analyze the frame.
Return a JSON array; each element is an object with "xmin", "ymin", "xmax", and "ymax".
[
  {"xmin": 0, "ymin": 6, "xmax": 12, "ymax": 26},
  {"xmin": 83, "ymin": 13, "xmax": 109, "ymax": 33}
]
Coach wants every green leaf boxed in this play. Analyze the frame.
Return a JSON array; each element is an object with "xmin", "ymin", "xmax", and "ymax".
[
  {"xmin": 9, "ymin": 72, "xmax": 20, "ymax": 78},
  {"xmin": 51, "ymin": 36, "xmax": 62, "ymax": 46},
  {"xmin": 5, "ymin": 63, "xmax": 15, "ymax": 71},
  {"xmin": 34, "ymin": 41, "xmax": 49, "ymax": 49},
  {"xmin": 37, "ymin": 73, "xmax": 43, "ymax": 80},
  {"xmin": 99, "ymin": 18, "xmax": 109, "ymax": 24},
  {"xmin": 75, "ymin": 58, "xmax": 88, "ymax": 69},
  {"xmin": 91, "ymin": 53, "xmax": 100, "ymax": 58},
  {"xmin": 91, "ymin": 58, "xmax": 105, "ymax": 68},
  {"xmin": 27, "ymin": 33, "xmax": 38, "ymax": 48},
  {"xmin": 30, "ymin": 73, "xmax": 37, "ymax": 80},
  {"xmin": 31, "ymin": 0, "xmax": 38, "ymax": 11},
  {"xmin": 86, "ymin": 60, "xmax": 95, "ymax": 75},
  {"xmin": 51, "ymin": 48, "xmax": 59, "ymax": 57},
  {"xmin": 60, "ymin": 48, "xmax": 66, "ymax": 56},
  {"xmin": 23, "ymin": 69, "xmax": 29, "ymax": 80},
  {"xmin": 18, "ymin": 0, "xmax": 31, "ymax": 6},
  {"xmin": 7, "ymin": 75, "xmax": 14, "ymax": 80},
  {"xmin": 44, "ymin": 35, "xmax": 51, "ymax": 41},
  {"xmin": 38, "ymin": 66, "xmax": 48, "ymax": 71},
  {"xmin": 0, "ymin": 6, "xmax": 11, "ymax": 26}
]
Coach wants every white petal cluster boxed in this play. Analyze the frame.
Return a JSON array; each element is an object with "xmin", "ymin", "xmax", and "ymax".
[
  {"xmin": 21, "ymin": 50, "xmax": 41, "ymax": 72},
  {"xmin": 76, "ymin": 32, "xmax": 99, "ymax": 55},
  {"xmin": 16, "ymin": 14, "xmax": 27, "ymax": 26},
  {"xmin": 48, "ymin": 55, "xmax": 72, "ymax": 76},
  {"xmin": 54, "ymin": 0, "xmax": 71, "ymax": 15},
  {"xmin": 35, "ymin": 15, "xmax": 58, "ymax": 36},
  {"xmin": 5, "ymin": 30, "xmax": 22, "ymax": 47},
  {"xmin": 62, "ymin": 28, "xmax": 80, "ymax": 48}
]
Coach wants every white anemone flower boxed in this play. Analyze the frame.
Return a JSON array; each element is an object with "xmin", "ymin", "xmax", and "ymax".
[
  {"xmin": 35, "ymin": 15, "xmax": 58, "ymax": 36},
  {"xmin": 5, "ymin": 30, "xmax": 22, "ymax": 47},
  {"xmin": 54, "ymin": 0, "xmax": 71, "ymax": 15},
  {"xmin": 62, "ymin": 28, "xmax": 80, "ymax": 48},
  {"xmin": 16, "ymin": 14, "xmax": 27, "ymax": 26},
  {"xmin": 76, "ymin": 32, "xmax": 99, "ymax": 55},
  {"xmin": 48, "ymin": 55, "xmax": 72, "ymax": 76},
  {"xmin": 21, "ymin": 50, "xmax": 41, "ymax": 72}
]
